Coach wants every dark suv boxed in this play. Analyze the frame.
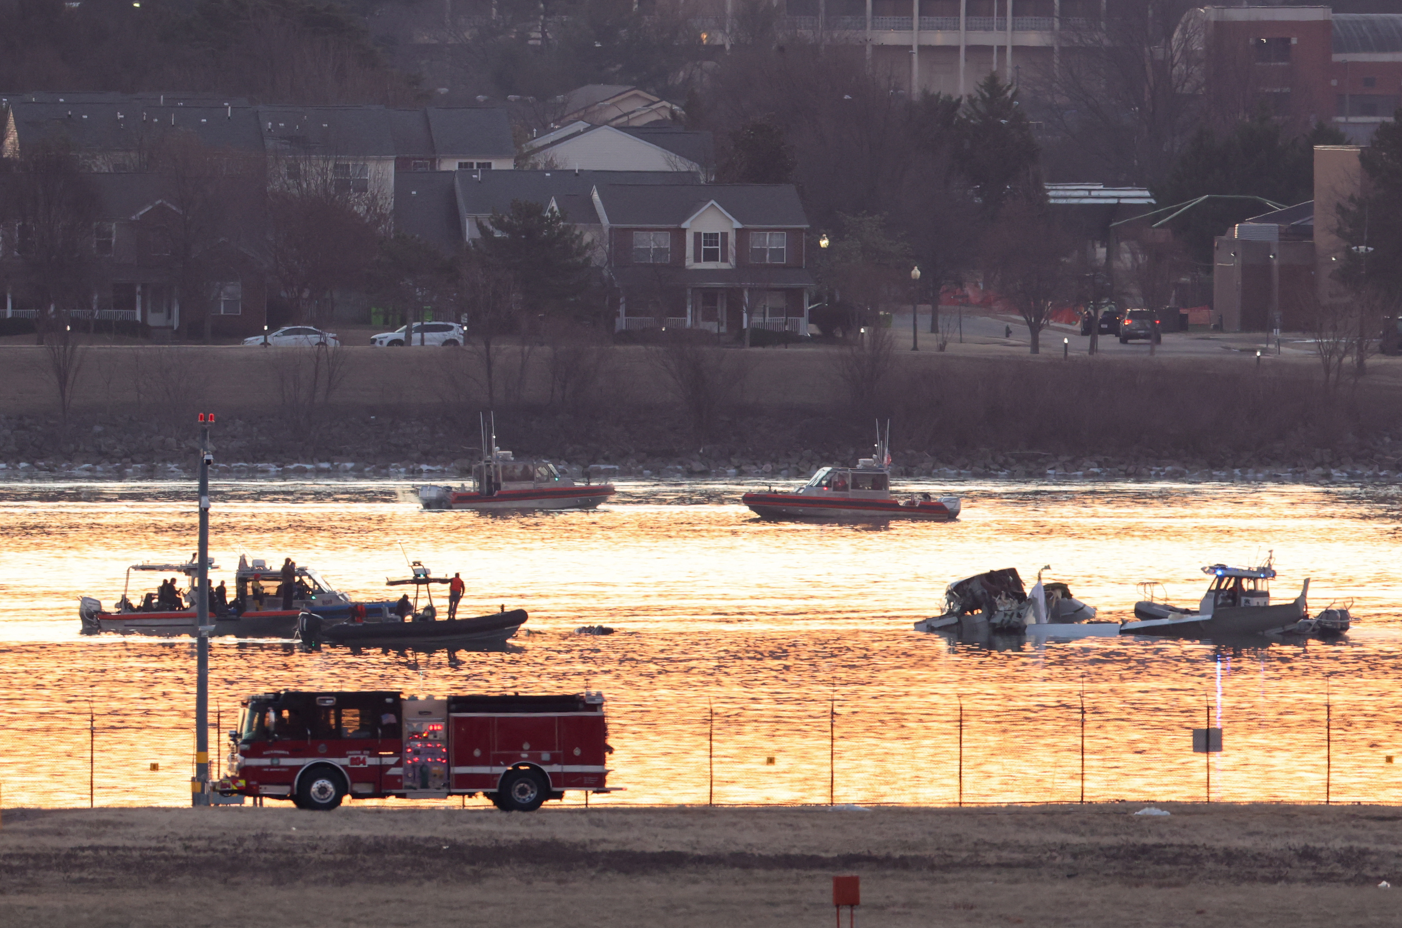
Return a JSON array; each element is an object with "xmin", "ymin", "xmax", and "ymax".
[
  {"xmin": 1119, "ymin": 309, "xmax": 1160, "ymax": 344},
  {"xmin": 1094, "ymin": 304, "xmax": 1124, "ymax": 335}
]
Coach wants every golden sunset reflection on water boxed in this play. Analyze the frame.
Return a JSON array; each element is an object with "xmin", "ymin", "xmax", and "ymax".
[{"xmin": 2, "ymin": 478, "xmax": 1402, "ymax": 809}]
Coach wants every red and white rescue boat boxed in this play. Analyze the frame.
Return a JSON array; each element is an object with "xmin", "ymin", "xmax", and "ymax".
[{"xmin": 742, "ymin": 426, "xmax": 960, "ymax": 522}]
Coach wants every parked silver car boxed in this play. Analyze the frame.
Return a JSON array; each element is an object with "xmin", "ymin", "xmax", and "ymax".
[
  {"xmin": 242, "ymin": 326, "xmax": 339, "ymax": 347},
  {"xmin": 370, "ymin": 322, "xmax": 464, "ymax": 347}
]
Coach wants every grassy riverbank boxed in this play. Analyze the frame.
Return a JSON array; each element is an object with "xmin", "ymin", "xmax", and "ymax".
[
  {"xmin": 1, "ymin": 805, "xmax": 1398, "ymax": 926},
  {"xmin": 1, "ymin": 343, "xmax": 1400, "ymax": 475}
]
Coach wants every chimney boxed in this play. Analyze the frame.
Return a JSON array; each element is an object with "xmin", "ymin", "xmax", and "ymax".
[{"xmin": 227, "ymin": 104, "xmax": 232, "ymax": 119}]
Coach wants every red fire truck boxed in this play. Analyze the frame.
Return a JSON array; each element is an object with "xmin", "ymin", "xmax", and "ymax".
[{"xmin": 219, "ymin": 690, "xmax": 614, "ymax": 811}]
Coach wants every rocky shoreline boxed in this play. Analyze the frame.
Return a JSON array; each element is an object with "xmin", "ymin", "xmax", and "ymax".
[{"xmin": 1, "ymin": 409, "xmax": 1398, "ymax": 485}]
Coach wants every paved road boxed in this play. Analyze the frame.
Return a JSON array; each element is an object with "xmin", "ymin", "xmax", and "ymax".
[{"xmin": 889, "ymin": 308, "xmax": 1335, "ymax": 361}]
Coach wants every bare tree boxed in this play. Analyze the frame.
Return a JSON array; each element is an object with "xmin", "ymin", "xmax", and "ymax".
[
  {"xmin": 649, "ymin": 334, "xmax": 751, "ymax": 441},
  {"xmin": 1030, "ymin": 0, "xmax": 1212, "ymax": 188},
  {"xmin": 981, "ymin": 202, "xmax": 1076, "ymax": 354},
  {"xmin": 272, "ymin": 344, "xmax": 351, "ymax": 453},
  {"xmin": 36, "ymin": 322, "xmax": 86, "ymax": 423},
  {"xmin": 1125, "ymin": 231, "xmax": 1187, "ymax": 355},
  {"xmin": 266, "ymin": 149, "xmax": 387, "ymax": 328},
  {"xmin": 831, "ymin": 324, "xmax": 894, "ymax": 412},
  {"xmin": 458, "ymin": 258, "xmax": 522, "ymax": 412}
]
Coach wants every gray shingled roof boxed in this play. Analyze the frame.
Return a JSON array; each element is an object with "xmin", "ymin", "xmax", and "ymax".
[
  {"xmin": 258, "ymin": 106, "xmax": 396, "ymax": 157},
  {"xmin": 6, "ymin": 102, "xmax": 264, "ymax": 153},
  {"xmin": 594, "ymin": 183, "xmax": 809, "ymax": 227},
  {"xmin": 426, "ymin": 108, "xmax": 514, "ymax": 160},
  {"xmin": 388, "ymin": 109, "xmax": 435, "ymax": 157},
  {"xmin": 1334, "ymin": 14, "xmax": 1402, "ymax": 54},
  {"xmin": 395, "ymin": 172, "xmax": 463, "ymax": 252},
  {"xmin": 559, "ymin": 84, "xmax": 636, "ymax": 117},
  {"xmin": 619, "ymin": 126, "xmax": 713, "ymax": 168},
  {"xmin": 453, "ymin": 169, "xmax": 696, "ymax": 220}
]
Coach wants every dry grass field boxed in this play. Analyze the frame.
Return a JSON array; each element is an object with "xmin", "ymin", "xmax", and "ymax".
[{"xmin": 1, "ymin": 804, "xmax": 1399, "ymax": 927}]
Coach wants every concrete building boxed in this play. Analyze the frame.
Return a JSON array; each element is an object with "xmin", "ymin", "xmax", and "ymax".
[{"xmin": 1210, "ymin": 145, "xmax": 1366, "ymax": 333}]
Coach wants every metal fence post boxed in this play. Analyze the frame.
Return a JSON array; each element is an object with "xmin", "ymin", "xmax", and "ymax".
[
  {"xmin": 1205, "ymin": 697, "xmax": 1211, "ymax": 804},
  {"xmin": 957, "ymin": 696, "xmax": 964, "ymax": 808},
  {"xmin": 1079, "ymin": 679, "xmax": 1086, "ymax": 805},
  {"xmin": 708, "ymin": 699, "xmax": 714, "ymax": 808},
  {"xmin": 829, "ymin": 698, "xmax": 835, "ymax": 807},
  {"xmin": 1326, "ymin": 677, "xmax": 1332, "ymax": 806},
  {"xmin": 89, "ymin": 705, "xmax": 95, "ymax": 809}
]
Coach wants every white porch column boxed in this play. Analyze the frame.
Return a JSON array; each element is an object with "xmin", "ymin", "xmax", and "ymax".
[
  {"xmin": 1053, "ymin": 0, "xmax": 1060, "ymax": 80},
  {"xmin": 958, "ymin": 0, "xmax": 967, "ymax": 97},
  {"xmin": 992, "ymin": 0, "xmax": 998, "ymax": 75},
  {"xmin": 911, "ymin": 0, "xmax": 920, "ymax": 95},
  {"xmin": 4, "ymin": 287, "xmax": 10, "ymax": 319},
  {"xmin": 865, "ymin": 0, "xmax": 872, "ymax": 69},
  {"xmin": 1006, "ymin": 0, "xmax": 1013, "ymax": 79},
  {"xmin": 686, "ymin": 288, "xmax": 694, "ymax": 328},
  {"xmin": 136, "ymin": 283, "xmax": 143, "ymax": 324}
]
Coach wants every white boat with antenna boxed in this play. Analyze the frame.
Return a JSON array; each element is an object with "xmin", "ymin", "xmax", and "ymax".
[
  {"xmin": 417, "ymin": 414, "xmax": 615, "ymax": 512},
  {"xmin": 742, "ymin": 422, "xmax": 961, "ymax": 521}
]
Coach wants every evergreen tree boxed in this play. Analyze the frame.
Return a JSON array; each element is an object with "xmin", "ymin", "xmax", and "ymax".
[
  {"xmin": 471, "ymin": 200, "xmax": 595, "ymax": 317},
  {"xmin": 717, "ymin": 121, "xmax": 796, "ymax": 185},
  {"xmin": 952, "ymin": 74, "xmax": 1043, "ymax": 217}
]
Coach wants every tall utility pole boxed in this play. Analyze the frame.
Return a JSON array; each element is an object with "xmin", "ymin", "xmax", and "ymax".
[{"xmin": 193, "ymin": 412, "xmax": 215, "ymax": 807}]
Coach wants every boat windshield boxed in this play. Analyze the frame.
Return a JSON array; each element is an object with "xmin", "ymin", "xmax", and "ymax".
[
  {"xmin": 302, "ymin": 569, "xmax": 333, "ymax": 594},
  {"xmin": 804, "ymin": 467, "xmax": 833, "ymax": 488}
]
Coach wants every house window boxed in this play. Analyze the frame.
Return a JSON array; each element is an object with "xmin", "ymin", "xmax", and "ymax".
[
  {"xmin": 701, "ymin": 232, "xmax": 721, "ymax": 263},
  {"xmin": 1253, "ymin": 37, "xmax": 1291, "ymax": 64},
  {"xmin": 1364, "ymin": 76, "xmax": 1377, "ymax": 89},
  {"xmin": 333, "ymin": 162, "xmax": 370, "ymax": 193},
  {"xmin": 411, "ymin": 159, "xmax": 431, "ymax": 172},
  {"xmin": 458, "ymin": 161, "xmax": 472, "ymax": 170},
  {"xmin": 94, "ymin": 222, "xmax": 114, "ymax": 257},
  {"xmin": 215, "ymin": 281, "xmax": 242, "ymax": 315},
  {"xmin": 285, "ymin": 162, "xmax": 302, "ymax": 181},
  {"xmin": 749, "ymin": 231, "xmax": 786, "ymax": 264},
  {"xmin": 150, "ymin": 229, "xmax": 172, "ymax": 257},
  {"xmin": 632, "ymin": 231, "xmax": 671, "ymax": 264},
  {"xmin": 476, "ymin": 162, "xmax": 493, "ymax": 170}
]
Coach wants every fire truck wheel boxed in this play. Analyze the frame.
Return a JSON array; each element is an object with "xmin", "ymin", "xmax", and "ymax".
[
  {"xmin": 497, "ymin": 768, "xmax": 548, "ymax": 812},
  {"xmin": 297, "ymin": 766, "xmax": 347, "ymax": 811}
]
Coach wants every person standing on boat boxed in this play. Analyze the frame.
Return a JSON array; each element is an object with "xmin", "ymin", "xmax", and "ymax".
[
  {"xmin": 250, "ymin": 577, "xmax": 264, "ymax": 612},
  {"xmin": 448, "ymin": 573, "xmax": 464, "ymax": 621},
  {"xmin": 395, "ymin": 594, "xmax": 413, "ymax": 623},
  {"xmin": 280, "ymin": 558, "xmax": 296, "ymax": 610},
  {"xmin": 213, "ymin": 581, "xmax": 228, "ymax": 615}
]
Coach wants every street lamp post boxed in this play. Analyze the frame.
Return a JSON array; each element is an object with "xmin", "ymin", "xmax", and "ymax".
[
  {"xmin": 910, "ymin": 265, "xmax": 921, "ymax": 351},
  {"xmin": 193, "ymin": 412, "xmax": 214, "ymax": 807}
]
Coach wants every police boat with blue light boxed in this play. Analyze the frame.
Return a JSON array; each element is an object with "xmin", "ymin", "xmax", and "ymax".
[{"xmin": 1123, "ymin": 555, "xmax": 1314, "ymax": 638}]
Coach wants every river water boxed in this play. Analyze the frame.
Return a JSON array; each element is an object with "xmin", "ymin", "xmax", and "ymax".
[{"xmin": 3, "ymin": 478, "xmax": 1402, "ymax": 809}]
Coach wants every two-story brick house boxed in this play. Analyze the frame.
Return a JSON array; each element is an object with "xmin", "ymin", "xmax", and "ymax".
[
  {"xmin": 594, "ymin": 183, "xmax": 813, "ymax": 333},
  {"xmin": 1, "ymin": 173, "xmax": 267, "ymax": 337}
]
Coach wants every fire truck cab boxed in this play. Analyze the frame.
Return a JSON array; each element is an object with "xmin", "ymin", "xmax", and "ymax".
[{"xmin": 222, "ymin": 689, "xmax": 613, "ymax": 811}]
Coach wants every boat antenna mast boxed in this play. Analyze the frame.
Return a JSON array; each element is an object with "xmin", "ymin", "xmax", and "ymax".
[{"xmin": 875, "ymin": 419, "xmax": 891, "ymax": 468}]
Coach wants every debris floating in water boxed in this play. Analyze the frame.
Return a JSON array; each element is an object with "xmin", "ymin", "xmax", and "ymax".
[
  {"xmin": 1380, "ymin": 880, "xmax": 1392, "ymax": 889},
  {"xmin": 1134, "ymin": 807, "xmax": 1171, "ymax": 816}
]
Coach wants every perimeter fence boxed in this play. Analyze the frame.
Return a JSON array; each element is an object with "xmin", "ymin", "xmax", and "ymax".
[{"xmin": 3, "ymin": 683, "xmax": 1400, "ymax": 808}]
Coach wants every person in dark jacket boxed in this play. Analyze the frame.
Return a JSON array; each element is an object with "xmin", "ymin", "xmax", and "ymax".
[
  {"xmin": 280, "ymin": 558, "xmax": 296, "ymax": 610},
  {"xmin": 395, "ymin": 594, "xmax": 413, "ymax": 622}
]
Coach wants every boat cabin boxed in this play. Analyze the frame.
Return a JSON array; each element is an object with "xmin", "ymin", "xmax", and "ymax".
[
  {"xmin": 1201, "ymin": 564, "xmax": 1273, "ymax": 611},
  {"xmin": 473, "ymin": 451, "xmax": 568, "ymax": 492},
  {"xmin": 800, "ymin": 461, "xmax": 890, "ymax": 496},
  {"xmin": 234, "ymin": 556, "xmax": 348, "ymax": 612}
]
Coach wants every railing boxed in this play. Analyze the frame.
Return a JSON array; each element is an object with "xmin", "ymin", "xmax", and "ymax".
[
  {"xmin": 752, "ymin": 317, "xmax": 805, "ymax": 333},
  {"xmin": 663, "ymin": 317, "xmax": 689, "ymax": 330},
  {"xmin": 5, "ymin": 309, "xmax": 140, "ymax": 321},
  {"xmin": 831, "ymin": 15, "xmax": 866, "ymax": 31},
  {"xmin": 873, "ymin": 16, "xmax": 912, "ymax": 31},
  {"xmin": 920, "ymin": 16, "xmax": 960, "ymax": 30},
  {"xmin": 616, "ymin": 317, "xmax": 660, "ymax": 332}
]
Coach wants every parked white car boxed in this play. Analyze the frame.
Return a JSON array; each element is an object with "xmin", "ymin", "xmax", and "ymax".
[
  {"xmin": 370, "ymin": 322, "xmax": 464, "ymax": 347},
  {"xmin": 243, "ymin": 326, "xmax": 340, "ymax": 347}
]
